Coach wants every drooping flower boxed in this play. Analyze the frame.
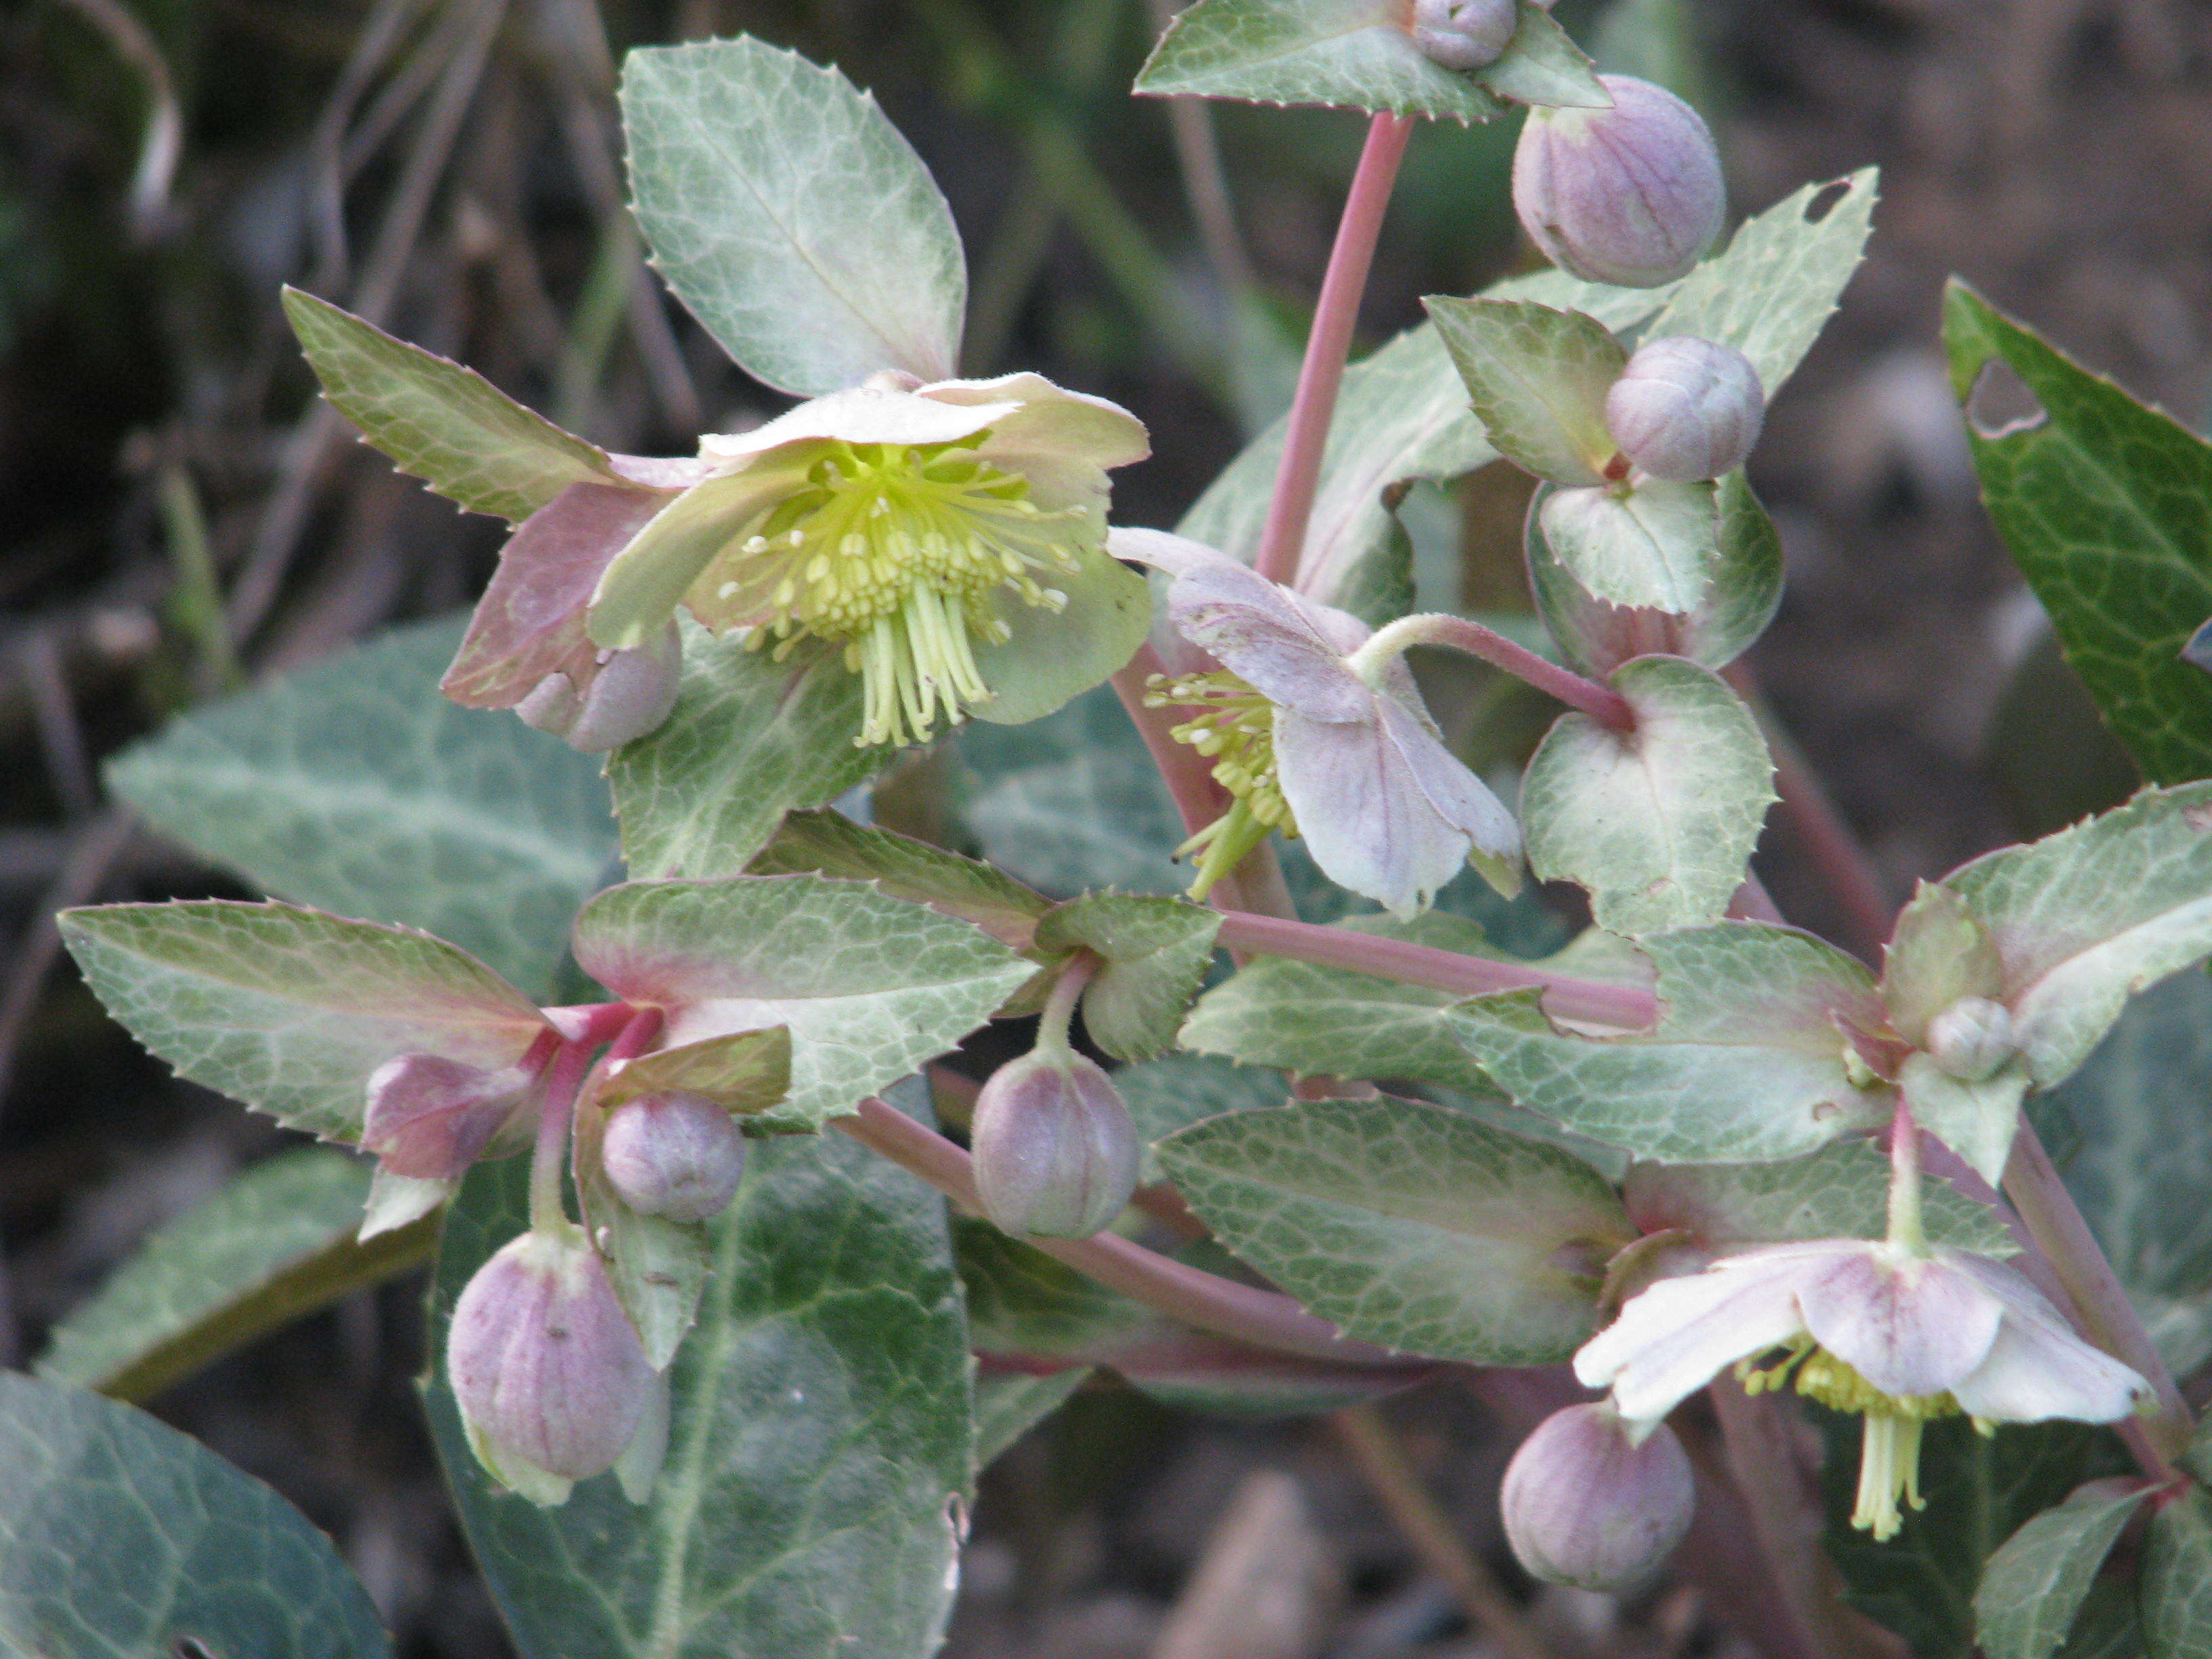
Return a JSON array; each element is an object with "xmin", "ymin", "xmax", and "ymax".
[
  {"xmin": 1574, "ymin": 1238, "xmax": 2146, "ymax": 1539},
  {"xmin": 586, "ymin": 373, "xmax": 1151, "ymax": 748},
  {"xmin": 1113, "ymin": 528, "xmax": 1521, "ymax": 918}
]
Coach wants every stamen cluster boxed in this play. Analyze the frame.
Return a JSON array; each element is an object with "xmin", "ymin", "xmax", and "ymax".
[{"xmin": 1147, "ymin": 669, "xmax": 1298, "ymax": 896}]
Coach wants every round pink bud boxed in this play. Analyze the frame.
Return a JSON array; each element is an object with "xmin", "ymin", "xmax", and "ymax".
[
  {"xmin": 969, "ymin": 1051, "xmax": 1140, "ymax": 1240},
  {"xmin": 600, "ymin": 1090, "xmax": 748, "ymax": 1223},
  {"xmin": 1512, "ymin": 75, "xmax": 1725, "ymax": 288},
  {"xmin": 1501, "ymin": 1401, "xmax": 1696, "ymax": 1591},
  {"xmin": 516, "ymin": 621, "xmax": 682, "ymax": 752},
  {"xmin": 448, "ymin": 1229, "xmax": 653, "ymax": 1495},
  {"xmin": 1927, "ymin": 996, "xmax": 2016, "ymax": 1083},
  {"xmin": 363, "ymin": 1052, "xmax": 534, "ymax": 1181},
  {"xmin": 1412, "ymin": 0, "xmax": 1517, "ymax": 72},
  {"xmin": 1604, "ymin": 335, "xmax": 1766, "ymax": 481}
]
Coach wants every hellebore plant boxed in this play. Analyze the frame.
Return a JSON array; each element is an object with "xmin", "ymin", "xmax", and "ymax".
[{"xmin": 35, "ymin": 15, "xmax": 2212, "ymax": 1659}]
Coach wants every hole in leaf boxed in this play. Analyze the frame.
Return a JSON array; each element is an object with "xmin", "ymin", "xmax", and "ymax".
[
  {"xmin": 174, "ymin": 1639, "xmax": 220, "ymax": 1659},
  {"xmin": 1967, "ymin": 359, "xmax": 2048, "ymax": 437},
  {"xmin": 1803, "ymin": 179, "xmax": 1851, "ymax": 223}
]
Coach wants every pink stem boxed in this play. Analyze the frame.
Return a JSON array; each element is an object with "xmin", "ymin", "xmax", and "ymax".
[
  {"xmin": 1253, "ymin": 111, "xmax": 1415, "ymax": 588},
  {"xmin": 836, "ymin": 1094, "xmax": 1406, "ymax": 1366},
  {"xmin": 528, "ymin": 1038, "xmax": 597, "ymax": 1235},
  {"xmin": 1214, "ymin": 907, "xmax": 1658, "ymax": 1029},
  {"xmin": 1364, "ymin": 612, "xmax": 1636, "ymax": 731}
]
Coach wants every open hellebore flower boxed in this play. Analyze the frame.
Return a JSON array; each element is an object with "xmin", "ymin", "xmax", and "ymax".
[
  {"xmin": 583, "ymin": 374, "xmax": 1151, "ymax": 748},
  {"xmin": 1113, "ymin": 529, "xmax": 1521, "ymax": 918},
  {"xmin": 1575, "ymin": 1239, "xmax": 2147, "ymax": 1540}
]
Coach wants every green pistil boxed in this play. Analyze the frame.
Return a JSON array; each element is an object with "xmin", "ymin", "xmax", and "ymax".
[
  {"xmin": 1147, "ymin": 670, "xmax": 1296, "ymax": 899},
  {"xmin": 1738, "ymin": 1336, "xmax": 1969, "ymax": 1540},
  {"xmin": 704, "ymin": 438, "xmax": 1092, "ymax": 747}
]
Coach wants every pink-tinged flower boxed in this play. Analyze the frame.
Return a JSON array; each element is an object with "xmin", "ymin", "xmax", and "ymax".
[
  {"xmin": 1574, "ymin": 1239, "xmax": 2146, "ymax": 1539},
  {"xmin": 1113, "ymin": 528, "xmax": 1521, "ymax": 918},
  {"xmin": 583, "ymin": 373, "xmax": 1151, "ymax": 748}
]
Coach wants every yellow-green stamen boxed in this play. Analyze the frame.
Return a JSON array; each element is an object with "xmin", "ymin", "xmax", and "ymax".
[
  {"xmin": 1146, "ymin": 670, "xmax": 1296, "ymax": 899},
  {"xmin": 1738, "ymin": 1336, "xmax": 1965, "ymax": 1540},
  {"xmin": 697, "ymin": 438, "xmax": 1091, "ymax": 747}
]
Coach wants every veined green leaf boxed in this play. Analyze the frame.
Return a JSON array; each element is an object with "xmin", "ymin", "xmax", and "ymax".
[
  {"xmin": 35, "ymin": 1145, "xmax": 435, "ymax": 1403},
  {"xmin": 974, "ymin": 1370, "xmax": 1091, "ymax": 1467},
  {"xmin": 1115, "ymin": 1051, "xmax": 1290, "ymax": 1182},
  {"xmin": 1452, "ymin": 922, "xmax": 1891, "ymax": 1161},
  {"xmin": 599, "ymin": 1026, "xmax": 792, "ymax": 1113},
  {"xmin": 1159, "ymin": 1096, "xmax": 1632, "ymax": 1364},
  {"xmin": 1535, "ymin": 477, "xmax": 1719, "ymax": 614},
  {"xmin": 2144, "ymin": 1486, "xmax": 2212, "ymax": 1659},
  {"xmin": 751, "ymin": 811, "xmax": 1050, "ymax": 951},
  {"xmin": 1977, "ymin": 1485, "xmax": 2149, "ymax": 1659},
  {"xmin": 1425, "ymin": 296, "xmax": 1624, "ymax": 485},
  {"xmin": 1520, "ymin": 655, "xmax": 1774, "ymax": 935},
  {"xmin": 283, "ymin": 287, "xmax": 614, "ymax": 523},
  {"xmin": 621, "ymin": 39, "xmax": 966, "ymax": 395},
  {"xmin": 1035, "ymin": 893, "xmax": 1222, "ymax": 1061},
  {"xmin": 60, "ymin": 901, "xmax": 548, "ymax": 1141},
  {"xmin": 429, "ymin": 1085, "xmax": 972, "ymax": 1659},
  {"xmin": 1945, "ymin": 282, "xmax": 2212, "ymax": 787},
  {"xmin": 572, "ymin": 874, "xmax": 1033, "ymax": 1130},
  {"xmin": 1135, "ymin": 0, "xmax": 1509, "ymax": 120},
  {"xmin": 609, "ymin": 617, "xmax": 885, "ymax": 880},
  {"xmin": 108, "ymin": 615, "xmax": 617, "ymax": 1001}
]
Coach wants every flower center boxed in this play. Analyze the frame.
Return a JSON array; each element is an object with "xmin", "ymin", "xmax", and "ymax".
[
  {"xmin": 1738, "ymin": 1336, "xmax": 1965, "ymax": 1540},
  {"xmin": 697, "ymin": 438, "xmax": 1092, "ymax": 747},
  {"xmin": 1147, "ymin": 670, "xmax": 1298, "ymax": 898}
]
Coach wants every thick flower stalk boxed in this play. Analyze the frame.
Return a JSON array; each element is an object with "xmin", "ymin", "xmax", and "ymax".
[
  {"xmin": 588, "ymin": 374, "xmax": 1150, "ymax": 747},
  {"xmin": 1576, "ymin": 1220, "xmax": 2147, "ymax": 1539},
  {"xmin": 1113, "ymin": 527, "xmax": 1521, "ymax": 917}
]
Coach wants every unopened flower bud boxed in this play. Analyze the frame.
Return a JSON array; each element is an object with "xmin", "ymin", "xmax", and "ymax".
[
  {"xmin": 1604, "ymin": 335, "xmax": 1766, "ymax": 481},
  {"xmin": 1926, "ymin": 996, "xmax": 2017, "ymax": 1083},
  {"xmin": 1513, "ymin": 75, "xmax": 1725, "ymax": 288},
  {"xmin": 600, "ymin": 1090, "xmax": 747, "ymax": 1223},
  {"xmin": 364, "ymin": 1052, "xmax": 533, "ymax": 1181},
  {"xmin": 1502, "ymin": 1401, "xmax": 1696, "ymax": 1591},
  {"xmin": 1412, "ymin": 0, "xmax": 1517, "ymax": 71},
  {"xmin": 516, "ymin": 621, "xmax": 682, "ymax": 752},
  {"xmin": 448, "ymin": 1228, "xmax": 653, "ymax": 1502},
  {"xmin": 970, "ymin": 1051, "xmax": 1140, "ymax": 1240}
]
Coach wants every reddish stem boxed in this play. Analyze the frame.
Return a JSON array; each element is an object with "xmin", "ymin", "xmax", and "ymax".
[
  {"xmin": 1361, "ymin": 612, "xmax": 1636, "ymax": 731},
  {"xmin": 1213, "ymin": 908, "xmax": 1658, "ymax": 1030},
  {"xmin": 1253, "ymin": 111, "xmax": 1415, "ymax": 588}
]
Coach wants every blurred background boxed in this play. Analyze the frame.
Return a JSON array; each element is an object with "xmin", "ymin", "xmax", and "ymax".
[{"xmin": 3, "ymin": 0, "xmax": 2209, "ymax": 1654}]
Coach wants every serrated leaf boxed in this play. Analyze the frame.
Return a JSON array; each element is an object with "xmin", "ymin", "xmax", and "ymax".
[
  {"xmin": 599, "ymin": 1025, "xmax": 792, "ymax": 1112},
  {"xmin": 0, "ymin": 1372, "xmax": 392, "ymax": 1658},
  {"xmin": 1822, "ymin": 1414, "xmax": 2106, "ymax": 1659},
  {"xmin": 2059, "ymin": 1582, "xmax": 2150, "ymax": 1659},
  {"xmin": 608, "ymin": 616, "xmax": 885, "ymax": 880},
  {"xmin": 1521, "ymin": 654, "xmax": 1774, "ymax": 935},
  {"xmin": 2046, "ymin": 970, "xmax": 2212, "ymax": 1330},
  {"xmin": 1425, "ymin": 297, "xmax": 1624, "ymax": 485},
  {"xmin": 1944, "ymin": 283, "xmax": 2212, "ymax": 785},
  {"xmin": 1479, "ymin": 5, "xmax": 1612, "ymax": 107},
  {"xmin": 955, "ymin": 683, "xmax": 1187, "ymax": 897},
  {"xmin": 1904, "ymin": 1051, "xmax": 2034, "ymax": 1186},
  {"xmin": 572, "ymin": 875, "xmax": 1033, "ymax": 1130},
  {"xmin": 621, "ymin": 39, "xmax": 965, "ymax": 396},
  {"xmin": 1536, "ymin": 478, "xmax": 1719, "ymax": 614},
  {"xmin": 1938, "ymin": 781, "xmax": 2212, "ymax": 1086},
  {"xmin": 108, "ymin": 615, "xmax": 617, "ymax": 1000},
  {"xmin": 35, "ymin": 1145, "xmax": 434, "ymax": 1402},
  {"xmin": 1531, "ymin": 472, "xmax": 1782, "ymax": 675},
  {"xmin": 282, "ymin": 287, "xmax": 614, "ymax": 523},
  {"xmin": 1035, "ymin": 894, "xmax": 1222, "ymax": 1061},
  {"xmin": 1883, "ymin": 881, "xmax": 2007, "ymax": 1045},
  {"xmin": 1181, "ymin": 267, "xmax": 1675, "ymax": 605},
  {"xmin": 1624, "ymin": 1139, "xmax": 2017, "ymax": 1256},
  {"xmin": 428, "ymin": 1084, "xmax": 971, "ymax": 1659},
  {"xmin": 750, "ymin": 811, "xmax": 1050, "ymax": 950},
  {"xmin": 1452, "ymin": 922, "xmax": 1891, "ymax": 1161},
  {"xmin": 974, "ymin": 1369, "xmax": 1091, "ymax": 1466},
  {"xmin": 1159, "ymin": 1096, "xmax": 1631, "ymax": 1363},
  {"xmin": 2145, "ymin": 1486, "xmax": 2212, "ymax": 1659},
  {"xmin": 1134, "ymin": 0, "xmax": 1507, "ymax": 119},
  {"xmin": 60, "ymin": 901, "xmax": 548, "ymax": 1141},
  {"xmin": 1647, "ymin": 168, "xmax": 1881, "ymax": 397},
  {"xmin": 1116, "ymin": 1052, "xmax": 1290, "ymax": 1182},
  {"xmin": 1977, "ymin": 1485, "xmax": 2148, "ymax": 1659}
]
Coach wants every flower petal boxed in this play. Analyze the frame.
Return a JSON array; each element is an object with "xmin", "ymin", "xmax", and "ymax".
[
  {"xmin": 1938, "ymin": 1251, "xmax": 2148, "ymax": 1423},
  {"xmin": 1374, "ymin": 696, "xmax": 1522, "ymax": 864},
  {"xmin": 1574, "ymin": 1244, "xmax": 1826, "ymax": 1428},
  {"xmin": 930, "ymin": 372, "xmax": 1151, "ymax": 477},
  {"xmin": 1108, "ymin": 526, "xmax": 1241, "ymax": 579},
  {"xmin": 698, "ymin": 386, "xmax": 1015, "ymax": 463},
  {"xmin": 586, "ymin": 461, "xmax": 813, "ymax": 649},
  {"xmin": 1166, "ymin": 562, "xmax": 1372, "ymax": 722},
  {"xmin": 1796, "ymin": 1247, "xmax": 2003, "ymax": 1399}
]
